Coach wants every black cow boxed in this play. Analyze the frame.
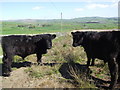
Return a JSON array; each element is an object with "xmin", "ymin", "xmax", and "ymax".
[
  {"xmin": 71, "ymin": 31, "xmax": 120, "ymax": 89},
  {"xmin": 1, "ymin": 34, "xmax": 56, "ymax": 76}
]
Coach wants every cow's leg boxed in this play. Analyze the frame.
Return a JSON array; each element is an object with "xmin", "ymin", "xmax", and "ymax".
[
  {"xmin": 117, "ymin": 57, "xmax": 120, "ymax": 83},
  {"xmin": 2, "ymin": 55, "xmax": 9, "ymax": 76},
  {"xmin": 91, "ymin": 58, "xmax": 95, "ymax": 66},
  {"xmin": 2, "ymin": 53, "xmax": 13, "ymax": 76},
  {"xmin": 118, "ymin": 63, "xmax": 120, "ymax": 83},
  {"xmin": 86, "ymin": 57, "xmax": 91, "ymax": 75},
  {"xmin": 108, "ymin": 58, "xmax": 118, "ymax": 89},
  {"xmin": 87, "ymin": 57, "xmax": 91, "ymax": 67},
  {"xmin": 36, "ymin": 53, "xmax": 42, "ymax": 65}
]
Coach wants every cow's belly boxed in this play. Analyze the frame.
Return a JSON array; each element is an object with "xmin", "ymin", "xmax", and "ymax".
[
  {"xmin": 15, "ymin": 46, "xmax": 36, "ymax": 58},
  {"xmin": 91, "ymin": 49, "xmax": 118, "ymax": 61}
]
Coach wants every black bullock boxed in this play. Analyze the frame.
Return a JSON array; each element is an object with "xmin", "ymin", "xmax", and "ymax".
[
  {"xmin": 1, "ymin": 34, "xmax": 56, "ymax": 76},
  {"xmin": 71, "ymin": 31, "xmax": 120, "ymax": 89}
]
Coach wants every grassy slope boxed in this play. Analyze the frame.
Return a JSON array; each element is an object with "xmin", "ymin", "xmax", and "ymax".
[
  {"xmin": 1, "ymin": 17, "xmax": 118, "ymax": 35},
  {"xmin": 8, "ymin": 34, "xmax": 110, "ymax": 88},
  {"xmin": 1, "ymin": 17, "xmax": 114, "ymax": 88}
]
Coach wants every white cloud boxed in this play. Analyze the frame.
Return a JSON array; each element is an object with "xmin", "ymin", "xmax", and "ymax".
[
  {"xmin": 87, "ymin": 4, "xmax": 109, "ymax": 9},
  {"xmin": 32, "ymin": 6, "xmax": 44, "ymax": 10},
  {"xmin": 0, "ymin": 0, "xmax": 119, "ymax": 2},
  {"xmin": 75, "ymin": 8, "xmax": 84, "ymax": 11},
  {"xmin": 110, "ymin": 2, "xmax": 118, "ymax": 7}
]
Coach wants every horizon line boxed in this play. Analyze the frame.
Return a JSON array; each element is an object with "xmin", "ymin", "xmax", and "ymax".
[{"xmin": 0, "ymin": 16, "xmax": 118, "ymax": 21}]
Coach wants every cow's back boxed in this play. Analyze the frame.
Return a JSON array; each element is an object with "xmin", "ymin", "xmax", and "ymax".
[
  {"xmin": 1, "ymin": 35, "xmax": 36, "ymax": 57},
  {"xmin": 83, "ymin": 31, "xmax": 119, "ymax": 60}
]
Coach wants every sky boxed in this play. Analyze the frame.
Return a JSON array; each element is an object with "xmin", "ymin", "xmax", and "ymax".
[{"xmin": 0, "ymin": 0, "xmax": 119, "ymax": 20}]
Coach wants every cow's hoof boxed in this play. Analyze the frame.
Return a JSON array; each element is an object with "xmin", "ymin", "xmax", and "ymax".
[
  {"xmin": 116, "ymin": 83, "xmax": 120, "ymax": 88},
  {"xmin": 90, "ymin": 64, "xmax": 94, "ymax": 66},
  {"xmin": 109, "ymin": 84, "xmax": 116, "ymax": 90},
  {"xmin": 9, "ymin": 68, "xmax": 12, "ymax": 72},
  {"xmin": 38, "ymin": 63, "xmax": 43, "ymax": 66},
  {"xmin": 2, "ymin": 73, "xmax": 10, "ymax": 77},
  {"xmin": 117, "ymin": 79, "xmax": 120, "ymax": 84}
]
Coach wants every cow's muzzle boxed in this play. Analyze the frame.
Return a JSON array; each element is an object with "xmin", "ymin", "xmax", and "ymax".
[
  {"xmin": 72, "ymin": 44, "xmax": 78, "ymax": 47},
  {"xmin": 47, "ymin": 47, "xmax": 52, "ymax": 49}
]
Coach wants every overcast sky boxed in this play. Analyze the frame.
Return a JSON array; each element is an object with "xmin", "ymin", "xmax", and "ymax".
[{"xmin": 0, "ymin": 0, "xmax": 119, "ymax": 20}]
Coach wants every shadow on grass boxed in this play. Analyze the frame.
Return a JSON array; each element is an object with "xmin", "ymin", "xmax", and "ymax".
[
  {"xmin": 0, "ymin": 61, "xmax": 32, "ymax": 76},
  {"xmin": 59, "ymin": 62, "xmax": 110, "ymax": 89},
  {"xmin": 0, "ymin": 61, "xmax": 62, "ymax": 76},
  {"xmin": 59, "ymin": 63, "xmax": 91, "ymax": 79},
  {"xmin": 0, "ymin": 61, "xmax": 111, "ymax": 89},
  {"xmin": 12, "ymin": 61, "xmax": 32, "ymax": 68}
]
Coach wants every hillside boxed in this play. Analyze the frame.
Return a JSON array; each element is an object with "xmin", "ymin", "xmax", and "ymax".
[
  {"xmin": 1, "ymin": 17, "xmax": 120, "ymax": 89},
  {"xmin": 1, "ymin": 17, "xmax": 118, "ymax": 35},
  {"xmin": 1, "ymin": 34, "xmax": 111, "ymax": 89},
  {"xmin": 4, "ymin": 17, "xmax": 118, "ymax": 23}
]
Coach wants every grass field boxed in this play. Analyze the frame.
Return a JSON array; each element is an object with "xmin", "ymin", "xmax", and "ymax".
[
  {"xmin": 1, "ymin": 17, "xmax": 118, "ymax": 88},
  {"xmin": 2, "ymin": 34, "xmax": 111, "ymax": 88},
  {"xmin": 1, "ymin": 17, "xmax": 118, "ymax": 35}
]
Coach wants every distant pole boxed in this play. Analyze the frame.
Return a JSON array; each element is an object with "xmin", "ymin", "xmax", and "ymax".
[{"xmin": 61, "ymin": 12, "xmax": 62, "ymax": 32}]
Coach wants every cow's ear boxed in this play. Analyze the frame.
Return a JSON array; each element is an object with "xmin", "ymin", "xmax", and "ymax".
[
  {"xmin": 52, "ymin": 34, "xmax": 56, "ymax": 39},
  {"xmin": 71, "ymin": 32, "xmax": 74, "ymax": 35},
  {"xmin": 82, "ymin": 32, "xmax": 86, "ymax": 36},
  {"xmin": 33, "ymin": 35, "xmax": 42, "ymax": 43}
]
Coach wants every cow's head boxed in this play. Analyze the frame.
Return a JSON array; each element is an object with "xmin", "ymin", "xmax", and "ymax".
[
  {"xmin": 33, "ymin": 34, "xmax": 56, "ymax": 53},
  {"xmin": 71, "ymin": 31, "xmax": 84, "ymax": 47},
  {"xmin": 43, "ymin": 34, "xmax": 56, "ymax": 49}
]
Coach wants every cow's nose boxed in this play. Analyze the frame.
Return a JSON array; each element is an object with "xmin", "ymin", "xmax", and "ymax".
[
  {"xmin": 47, "ymin": 47, "xmax": 51, "ymax": 49},
  {"xmin": 72, "ymin": 44, "xmax": 77, "ymax": 47}
]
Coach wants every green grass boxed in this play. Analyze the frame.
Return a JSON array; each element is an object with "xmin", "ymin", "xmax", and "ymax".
[
  {"xmin": 1, "ymin": 17, "xmax": 113, "ymax": 88},
  {"xmin": 25, "ymin": 65, "xmax": 60, "ymax": 78},
  {"xmin": 0, "ymin": 47, "xmax": 3, "ymax": 55},
  {"xmin": 1, "ymin": 17, "xmax": 118, "ymax": 35},
  {"xmin": 0, "ymin": 34, "xmax": 110, "ymax": 88},
  {"xmin": 20, "ymin": 35, "xmax": 109, "ymax": 88},
  {"xmin": 0, "ymin": 46, "xmax": 3, "ymax": 63}
]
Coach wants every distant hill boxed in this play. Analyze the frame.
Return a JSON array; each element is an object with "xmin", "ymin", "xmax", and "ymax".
[
  {"xmin": 2, "ymin": 17, "xmax": 118, "ymax": 24},
  {"xmin": 1, "ymin": 17, "xmax": 118, "ymax": 35},
  {"xmin": 72, "ymin": 17, "xmax": 118, "ymax": 23}
]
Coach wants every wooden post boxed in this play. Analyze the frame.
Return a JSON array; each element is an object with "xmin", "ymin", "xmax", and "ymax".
[{"xmin": 61, "ymin": 12, "xmax": 62, "ymax": 32}]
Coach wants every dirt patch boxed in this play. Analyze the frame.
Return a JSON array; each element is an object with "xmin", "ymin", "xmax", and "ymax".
[
  {"xmin": 1, "ymin": 66, "xmax": 75, "ymax": 88},
  {"xmin": 2, "ymin": 67, "xmax": 30, "ymax": 88}
]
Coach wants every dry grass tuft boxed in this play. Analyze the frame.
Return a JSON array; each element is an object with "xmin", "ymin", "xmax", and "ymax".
[
  {"xmin": 68, "ymin": 65, "xmax": 96, "ymax": 88},
  {"xmin": 3, "ymin": 34, "xmax": 111, "ymax": 88}
]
